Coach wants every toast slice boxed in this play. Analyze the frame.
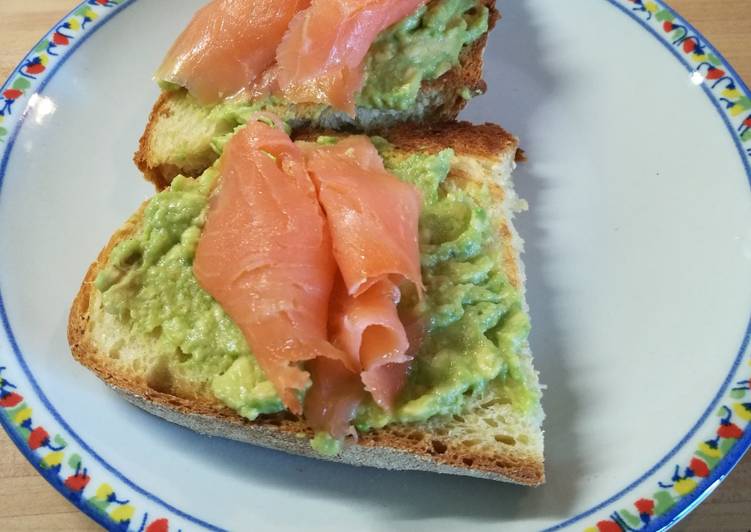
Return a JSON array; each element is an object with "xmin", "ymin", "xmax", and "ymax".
[
  {"xmin": 70, "ymin": 122, "xmax": 544, "ymax": 485},
  {"xmin": 134, "ymin": 0, "xmax": 498, "ymax": 189}
]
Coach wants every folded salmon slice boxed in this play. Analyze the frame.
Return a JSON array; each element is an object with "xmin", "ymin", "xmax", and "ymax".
[
  {"xmin": 304, "ymin": 277, "xmax": 413, "ymax": 435},
  {"xmin": 302, "ymin": 136, "xmax": 422, "ymax": 422},
  {"xmin": 276, "ymin": 0, "xmax": 426, "ymax": 113},
  {"xmin": 156, "ymin": 0, "xmax": 308, "ymax": 104},
  {"xmin": 196, "ymin": 127, "xmax": 422, "ymax": 435},
  {"xmin": 304, "ymin": 357, "xmax": 365, "ymax": 439},
  {"xmin": 330, "ymin": 277, "xmax": 411, "ymax": 410},
  {"xmin": 193, "ymin": 121, "xmax": 343, "ymax": 414},
  {"xmin": 303, "ymin": 136, "xmax": 423, "ymax": 297}
]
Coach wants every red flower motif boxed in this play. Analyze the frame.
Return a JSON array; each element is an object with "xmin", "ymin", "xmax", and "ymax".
[
  {"xmin": 597, "ymin": 520, "xmax": 622, "ymax": 532},
  {"xmin": 25, "ymin": 62, "xmax": 45, "ymax": 75},
  {"xmin": 145, "ymin": 518, "xmax": 169, "ymax": 532},
  {"xmin": 683, "ymin": 40, "xmax": 696, "ymax": 53},
  {"xmin": 663, "ymin": 21, "xmax": 674, "ymax": 32},
  {"xmin": 635, "ymin": 498, "xmax": 655, "ymax": 515},
  {"xmin": 717, "ymin": 423, "xmax": 743, "ymax": 440},
  {"xmin": 690, "ymin": 457, "xmax": 710, "ymax": 478},
  {"xmin": 2, "ymin": 89, "xmax": 22, "ymax": 100},
  {"xmin": 52, "ymin": 33, "xmax": 70, "ymax": 46},
  {"xmin": 28, "ymin": 427, "xmax": 49, "ymax": 450},
  {"xmin": 0, "ymin": 392, "xmax": 23, "ymax": 408},
  {"xmin": 64, "ymin": 473, "xmax": 90, "ymax": 492},
  {"xmin": 705, "ymin": 67, "xmax": 726, "ymax": 80}
]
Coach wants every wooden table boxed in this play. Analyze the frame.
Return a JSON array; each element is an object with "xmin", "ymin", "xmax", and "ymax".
[{"xmin": 0, "ymin": 1, "xmax": 749, "ymax": 530}]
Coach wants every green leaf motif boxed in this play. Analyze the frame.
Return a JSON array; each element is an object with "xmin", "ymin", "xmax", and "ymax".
[
  {"xmin": 68, "ymin": 453, "xmax": 82, "ymax": 470},
  {"xmin": 655, "ymin": 10, "xmax": 675, "ymax": 22},
  {"xmin": 707, "ymin": 53, "xmax": 722, "ymax": 66},
  {"xmin": 12, "ymin": 77, "xmax": 31, "ymax": 90},
  {"xmin": 719, "ymin": 437, "xmax": 737, "ymax": 455},
  {"xmin": 87, "ymin": 496, "xmax": 111, "ymax": 513},
  {"xmin": 619, "ymin": 509, "xmax": 641, "ymax": 528},
  {"xmin": 730, "ymin": 389, "xmax": 746, "ymax": 400},
  {"xmin": 53, "ymin": 433, "xmax": 67, "ymax": 448},
  {"xmin": 653, "ymin": 490, "xmax": 675, "ymax": 516}
]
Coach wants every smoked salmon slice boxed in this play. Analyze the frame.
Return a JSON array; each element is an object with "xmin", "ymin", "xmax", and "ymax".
[
  {"xmin": 303, "ymin": 135, "xmax": 422, "ymax": 418},
  {"xmin": 156, "ymin": 0, "xmax": 308, "ymax": 104},
  {"xmin": 276, "ymin": 0, "xmax": 426, "ymax": 113},
  {"xmin": 193, "ymin": 120, "xmax": 344, "ymax": 414},
  {"xmin": 305, "ymin": 273, "xmax": 413, "ymax": 434},
  {"xmin": 330, "ymin": 277, "xmax": 411, "ymax": 410},
  {"xmin": 304, "ymin": 357, "xmax": 365, "ymax": 438},
  {"xmin": 195, "ymin": 125, "xmax": 422, "ymax": 435},
  {"xmin": 302, "ymin": 135, "xmax": 423, "ymax": 297}
]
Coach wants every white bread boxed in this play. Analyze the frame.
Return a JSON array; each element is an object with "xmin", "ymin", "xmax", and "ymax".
[{"xmin": 69, "ymin": 122, "xmax": 545, "ymax": 485}]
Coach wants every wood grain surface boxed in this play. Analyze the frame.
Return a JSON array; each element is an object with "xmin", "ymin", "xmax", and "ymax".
[{"xmin": 0, "ymin": 1, "xmax": 749, "ymax": 531}]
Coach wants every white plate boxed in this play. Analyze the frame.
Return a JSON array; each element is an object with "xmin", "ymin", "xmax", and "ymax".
[{"xmin": 1, "ymin": 1, "xmax": 749, "ymax": 530}]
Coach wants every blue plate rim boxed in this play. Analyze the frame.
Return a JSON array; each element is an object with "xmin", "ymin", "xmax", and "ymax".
[{"xmin": 0, "ymin": 1, "xmax": 749, "ymax": 530}]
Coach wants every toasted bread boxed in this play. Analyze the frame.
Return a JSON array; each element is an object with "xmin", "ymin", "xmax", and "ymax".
[
  {"xmin": 70, "ymin": 122, "xmax": 544, "ymax": 485},
  {"xmin": 134, "ymin": 0, "xmax": 499, "ymax": 189}
]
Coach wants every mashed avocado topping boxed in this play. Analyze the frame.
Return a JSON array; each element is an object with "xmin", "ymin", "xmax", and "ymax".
[
  {"xmin": 208, "ymin": 98, "xmax": 293, "ymax": 155},
  {"xmin": 310, "ymin": 432, "xmax": 343, "ymax": 457},
  {"xmin": 95, "ymin": 133, "xmax": 533, "ymax": 433},
  {"xmin": 353, "ymin": 140, "xmax": 533, "ymax": 429},
  {"xmin": 358, "ymin": 0, "xmax": 489, "ymax": 110},
  {"xmin": 211, "ymin": 357, "xmax": 284, "ymax": 419}
]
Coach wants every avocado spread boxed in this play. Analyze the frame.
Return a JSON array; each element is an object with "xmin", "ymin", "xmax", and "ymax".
[
  {"xmin": 95, "ymin": 134, "xmax": 533, "ymax": 437},
  {"xmin": 353, "ymin": 140, "xmax": 534, "ymax": 429},
  {"xmin": 311, "ymin": 432, "xmax": 343, "ymax": 457},
  {"xmin": 358, "ymin": 0, "xmax": 489, "ymax": 110}
]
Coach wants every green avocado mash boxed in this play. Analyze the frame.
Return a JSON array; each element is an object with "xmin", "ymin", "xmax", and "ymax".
[
  {"xmin": 310, "ymin": 432, "xmax": 343, "ymax": 457},
  {"xmin": 95, "ymin": 131, "xmax": 533, "ymax": 436},
  {"xmin": 352, "ymin": 141, "xmax": 533, "ymax": 429},
  {"xmin": 358, "ymin": 0, "xmax": 489, "ymax": 110}
]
